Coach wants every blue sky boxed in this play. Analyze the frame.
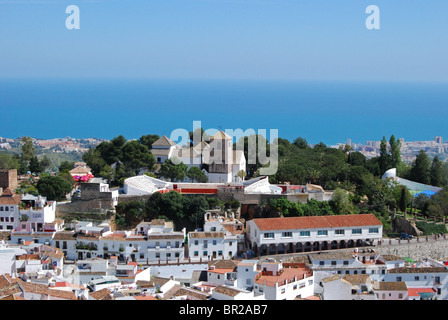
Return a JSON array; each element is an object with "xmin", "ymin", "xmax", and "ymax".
[{"xmin": 0, "ymin": 0, "xmax": 447, "ymax": 82}]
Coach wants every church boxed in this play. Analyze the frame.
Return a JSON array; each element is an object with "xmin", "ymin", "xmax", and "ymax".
[{"xmin": 150, "ymin": 131, "xmax": 246, "ymax": 183}]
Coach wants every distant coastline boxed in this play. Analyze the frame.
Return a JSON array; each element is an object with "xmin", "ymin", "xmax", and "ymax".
[{"xmin": 0, "ymin": 78, "xmax": 447, "ymax": 145}]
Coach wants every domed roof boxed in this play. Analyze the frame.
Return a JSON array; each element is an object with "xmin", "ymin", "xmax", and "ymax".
[{"xmin": 382, "ymin": 168, "xmax": 397, "ymax": 180}]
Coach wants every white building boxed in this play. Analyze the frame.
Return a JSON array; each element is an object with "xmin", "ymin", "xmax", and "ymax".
[
  {"xmin": 322, "ymin": 274, "xmax": 376, "ymax": 300},
  {"xmin": 383, "ymin": 266, "xmax": 448, "ymax": 299},
  {"xmin": 19, "ymin": 196, "xmax": 57, "ymax": 232},
  {"xmin": 0, "ymin": 188, "xmax": 21, "ymax": 231},
  {"xmin": 188, "ymin": 211, "xmax": 241, "ymax": 261},
  {"xmin": 374, "ymin": 281, "xmax": 408, "ymax": 300},
  {"xmin": 150, "ymin": 131, "xmax": 246, "ymax": 183},
  {"xmin": 246, "ymin": 214, "xmax": 383, "ymax": 256},
  {"xmin": 253, "ymin": 258, "xmax": 314, "ymax": 300},
  {"xmin": 236, "ymin": 260, "xmax": 260, "ymax": 290},
  {"xmin": 188, "ymin": 231, "xmax": 237, "ymax": 261}
]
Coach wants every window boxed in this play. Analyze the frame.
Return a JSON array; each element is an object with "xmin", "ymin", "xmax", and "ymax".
[
  {"xmin": 264, "ymin": 233, "xmax": 274, "ymax": 239},
  {"xmin": 194, "ymin": 251, "xmax": 199, "ymax": 256},
  {"xmin": 369, "ymin": 228, "xmax": 379, "ymax": 234},
  {"xmin": 317, "ymin": 230, "xmax": 328, "ymax": 236},
  {"xmin": 399, "ymin": 293, "xmax": 403, "ymax": 299},
  {"xmin": 319, "ymin": 261, "xmax": 325, "ymax": 266},
  {"xmin": 335, "ymin": 229, "xmax": 345, "ymax": 235},
  {"xmin": 299, "ymin": 231, "xmax": 310, "ymax": 237},
  {"xmin": 396, "ymin": 276, "xmax": 402, "ymax": 281},
  {"xmin": 282, "ymin": 232, "xmax": 292, "ymax": 238},
  {"xmin": 331, "ymin": 261, "xmax": 336, "ymax": 266},
  {"xmin": 203, "ymin": 251, "xmax": 208, "ymax": 256},
  {"xmin": 194, "ymin": 240, "xmax": 199, "ymax": 246},
  {"xmin": 213, "ymin": 240, "xmax": 217, "ymax": 245},
  {"xmin": 414, "ymin": 276, "xmax": 419, "ymax": 281},
  {"xmin": 352, "ymin": 229, "xmax": 362, "ymax": 235},
  {"xmin": 343, "ymin": 261, "xmax": 349, "ymax": 265}
]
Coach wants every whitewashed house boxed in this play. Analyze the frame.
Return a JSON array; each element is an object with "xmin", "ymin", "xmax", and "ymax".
[
  {"xmin": 322, "ymin": 274, "xmax": 376, "ymax": 300},
  {"xmin": 246, "ymin": 214, "xmax": 383, "ymax": 256},
  {"xmin": 374, "ymin": 281, "xmax": 408, "ymax": 300},
  {"xmin": 383, "ymin": 266, "xmax": 448, "ymax": 299},
  {"xmin": 0, "ymin": 188, "xmax": 21, "ymax": 231},
  {"xmin": 253, "ymin": 258, "xmax": 314, "ymax": 300}
]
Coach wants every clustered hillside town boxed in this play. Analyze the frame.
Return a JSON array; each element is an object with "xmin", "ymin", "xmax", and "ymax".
[{"xmin": 1, "ymin": 131, "xmax": 448, "ymax": 302}]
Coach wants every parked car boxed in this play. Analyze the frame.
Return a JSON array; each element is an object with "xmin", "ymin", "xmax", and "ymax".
[{"xmin": 400, "ymin": 233, "xmax": 413, "ymax": 240}]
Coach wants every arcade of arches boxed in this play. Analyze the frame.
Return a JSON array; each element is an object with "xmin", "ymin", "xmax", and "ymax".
[{"xmin": 251, "ymin": 239, "xmax": 375, "ymax": 256}]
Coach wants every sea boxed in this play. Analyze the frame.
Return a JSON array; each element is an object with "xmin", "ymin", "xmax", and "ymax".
[{"xmin": 0, "ymin": 78, "xmax": 447, "ymax": 145}]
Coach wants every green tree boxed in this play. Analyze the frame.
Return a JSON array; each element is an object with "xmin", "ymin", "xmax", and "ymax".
[
  {"xmin": 331, "ymin": 188, "xmax": 357, "ymax": 215},
  {"xmin": 36, "ymin": 175, "xmax": 73, "ymax": 201},
  {"xmin": 59, "ymin": 161, "xmax": 75, "ymax": 173},
  {"xmin": 29, "ymin": 156, "xmax": 42, "ymax": 174},
  {"xmin": 82, "ymin": 148, "xmax": 107, "ymax": 175},
  {"xmin": 378, "ymin": 136, "xmax": 390, "ymax": 175},
  {"xmin": 186, "ymin": 166, "xmax": 207, "ymax": 183},
  {"xmin": 115, "ymin": 200, "xmax": 146, "ymax": 227},
  {"xmin": 430, "ymin": 155, "xmax": 443, "ymax": 187},
  {"xmin": 389, "ymin": 135, "xmax": 402, "ymax": 172},
  {"xmin": 39, "ymin": 155, "xmax": 52, "ymax": 172},
  {"xmin": 0, "ymin": 154, "xmax": 20, "ymax": 170},
  {"xmin": 409, "ymin": 150, "xmax": 431, "ymax": 185},
  {"xmin": 237, "ymin": 169, "xmax": 247, "ymax": 181},
  {"xmin": 21, "ymin": 137, "xmax": 35, "ymax": 164},
  {"xmin": 139, "ymin": 134, "xmax": 160, "ymax": 150},
  {"xmin": 293, "ymin": 137, "xmax": 308, "ymax": 149},
  {"xmin": 158, "ymin": 158, "xmax": 188, "ymax": 182},
  {"xmin": 121, "ymin": 140, "xmax": 155, "ymax": 175},
  {"xmin": 396, "ymin": 185, "xmax": 411, "ymax": 212}
]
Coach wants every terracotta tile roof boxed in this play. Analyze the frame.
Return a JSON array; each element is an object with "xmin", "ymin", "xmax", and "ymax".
[
  {"xmin": 146, "ymin": 234, "xmax": 184, "ymax": 240},
  {"xmin": 152, "ymin": 135, "xmax": 176, "ymax": 147},
  {"xmin": 134, "ymin": 295, "xmax": 158, "ymax": 300},
  {"xmin": 212, "ymin": 285, "xmax": 243, "ymax": 297},
  {"xmin": 48, "ymin": 288, "xmax": 77, "ymax": 300},
  {"xmin": 52, "ymin": 232, "xmax": 76, "ymax": 241},
  {"xmin": 0, "ymin": 283, "xmax": 22, "ymax": 298},
  {"xmin": 89, "ymin": 288, "xmax": 113, "ymax": 300},
  {"xmin": 252, "ymin": 214, "xmax": 382, "ymax": 231},
  {"xmin": 380, "ymin": 255, "xmax": 404, "ymax": 261},
  {"xmin": 163, "ymin": 285, "xmax": 209, "ymax": 300},
  {"xmin": 408, "ymin": 288, "xmax": 436, "ymax": 297},
  {"xmin": 388, "ymin": 267, "xmax": 448, "ymax": 274},
  {"xmin": 69, "ymin": 166, "xmax": 92, "ymax": 175},
  {"xmin": 0, "ymin": 193, "xmax": 21, "ymax": 205},
  {"xmin": 189, "ymin": 232, "xmax": 225, "ymax": 239},
  {"xmin": 342, "ymin": 274, "xmax": 371, "ymax": 284},
  {"xmin": 208, "ymin": 260, "xmax": 238, "ymax": 270},
  {"xmin": 255, "ymin": 267, "xmax": 311, "ymax": 287},
  {"xmin": 377, "ymin": 281, "xmax": 407, "ymax": 291}
]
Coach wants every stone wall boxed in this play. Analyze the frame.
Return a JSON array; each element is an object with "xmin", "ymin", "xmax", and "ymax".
[{"xmin": 375, "ymin": 237, "xmax": 448, "ymax": 261}]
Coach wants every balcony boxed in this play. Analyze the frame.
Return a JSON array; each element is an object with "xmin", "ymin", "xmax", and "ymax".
[{"xmin": 75, "ymin": 244, "xmax": 98, "ymax": 251}]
